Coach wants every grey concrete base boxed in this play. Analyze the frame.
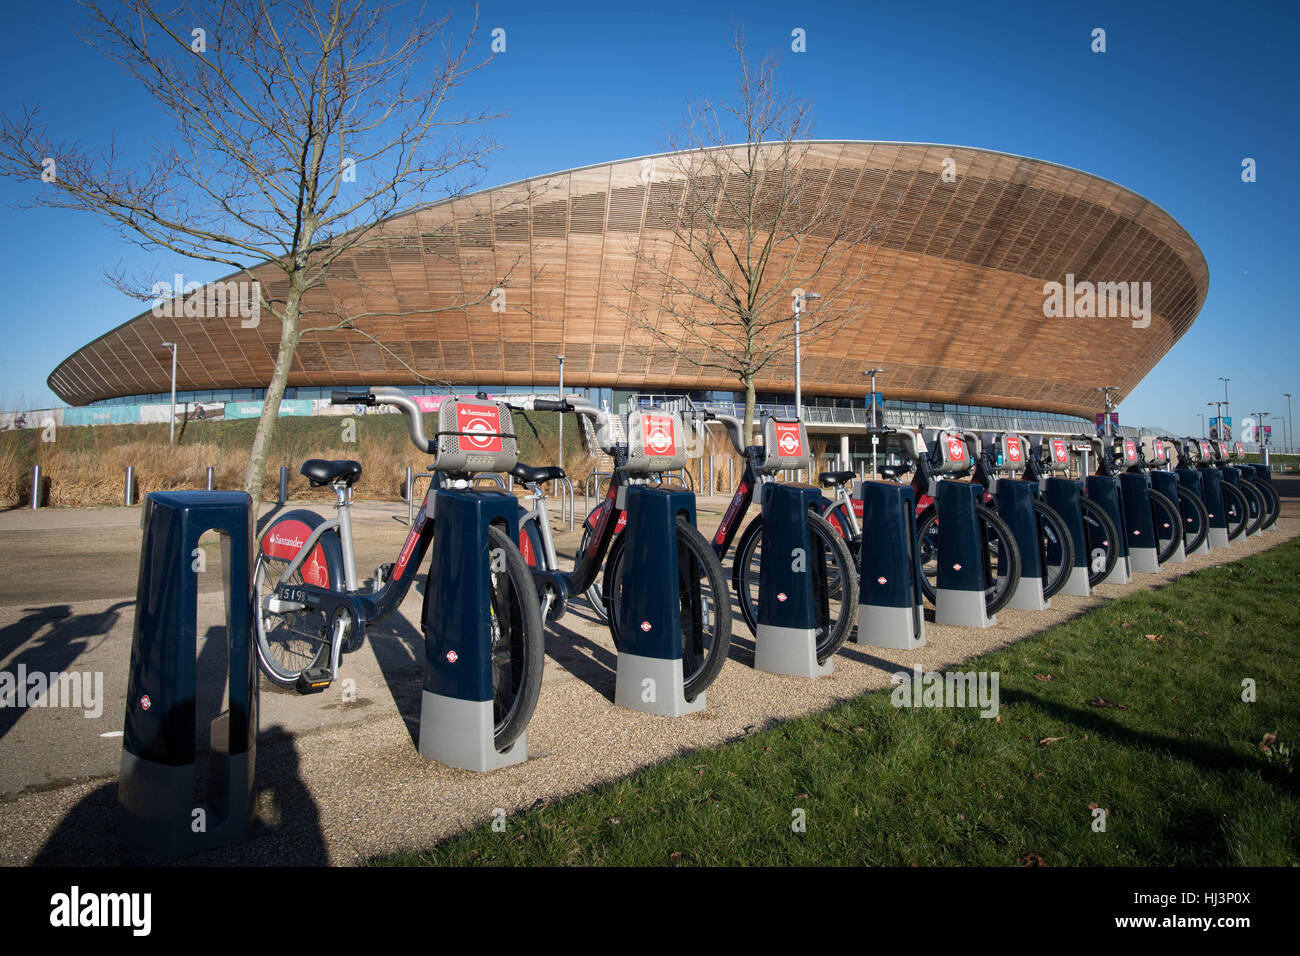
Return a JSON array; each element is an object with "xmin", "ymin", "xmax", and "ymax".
[
  {"xmin": 418, "ymin": 692, "xmax": 527, "ymax": 772},
  {"xmin": 1007, "ymin": 575, "xmax": 1050, "ymax": 611},
  {"xmin": 856, "ymin": 603, "xmax": 925, "ymax": 649},
  {"xmin": 935, "ymin": 587, "xmax": 995, "ymax": 628},
  {"xmin": 1128, "ymin": 546, "xmax": 1160, "ymax": 574},
  {"xmin": 116, "ymin": 749, "xmax": 253, "ymax": 858},
  {"xmin": 1209, "ymin": 527, "xmax": 1229, "ymax": 550},
  {"xmin": 755, "ymin": 623, "xmax": 834, "ymax": 677},
  {"xmin": 615, "ymin": 652, "xmax": 706, "ymax": 716},
  {"xmin": 1190, "ymin": 535, "xmax": 1211, "ymax": 556},
  {"xmin": 1059, "ymin": 564, "xmax": 1091, "ymax": 597},
  {"xmin": 1165, "ymin": 540, "xmax": 1188, "ymax": 564},
  {"xmin": 1098, "ymin": 556, "xmax": 1131, "ymax": 586}
]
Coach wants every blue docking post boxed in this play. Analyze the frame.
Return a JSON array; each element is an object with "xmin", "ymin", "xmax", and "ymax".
[
  {"xmin": 856, "ymin": 480, "xmax": 925, "ymax": 648},
  {"xmin": 1085, "ymin": 476, "xmax": 1131, "ymax": 584},
  {"xmin": 996, "ymin": 479, "xmax": 1049, "ymax": 610},
  {"xmin": 1176, "ymin": 469, "xmax": 1213, "ymax": 554},
  {"xmin": 1118, "ymin": 473, "xmax": 1159, "ymax": 573},
  {"xmin": 420, "ymin": 487, "xmax": 528, "ymax": 771},
  {"xmin": 613, "ymin": 484, "xmax": 706, "ymax": 716},
  {"xmin": 117, "ymin": 491, "xmax": 257, "ymax": 858},
  {"xmin": 1198, "ymin": 468, "xmax": 1230, "ymax": 550},
  {"xmin": 755, "ymin": 482, "xmax": 835, "ymax": 676},
  {"xmin": 934, "ymin": 480, "xmax": 996, "ymax": 627},
  {"xmin": 1149, "ymin": 471, "xmax": 1187, "ymax": 563},
  {"xmin": 1044, "ymin": 477, "xmax": 1090, "ymax": 595}
]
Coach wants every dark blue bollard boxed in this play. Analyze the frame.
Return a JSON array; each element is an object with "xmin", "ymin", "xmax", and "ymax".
[
  {"xmin": 755, "ymin": 482, "xmax": 834, "ymax": 676},
  {"xmin": 1198, "ymin": 468, "xmax": 1230, "ymax": 549},
  {"xmin": 1118, "ymin": 473, "xmax": 1159, "ymax": 573},
  {"xmin": 117, "ymin": 491, "xmax": 257, "ymax": 858},
  {"xmin": 856, "ymin": 480, "xmax": 925, "ymax": 648},
  {"xmin": 1085, "ymin": 476, "xmax": 1131, "ymax": 584},
  {"xmin": 1249, "ymin": 463, "xmax": 1272, "ymax": 487},
  {"xmin": 996, "ymin": 480, "xmax": 1048, "ymax": 609},
  {"xmin": 1044, "ymin": 477, "xmax": 1090, "ymax": 595},
  {"xmin": 1149, "ymin": 471, "xmax": 1187, "ymax": 564},
  {"xmin": 614, "ymin": 484, "xmax": 705, "ymax": 716},
  {"xmin": 935, "ymin": 480, "xmax": 995, "ymax": 627},
  {"xmin": 1177, "ymin": 469, "xmax": 1214, "ymax": 554},
  {"xmin": 419, "ymin": 487, "xmax": 526, "ymax": 771}
]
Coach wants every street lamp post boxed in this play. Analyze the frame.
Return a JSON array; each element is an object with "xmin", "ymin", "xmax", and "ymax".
[
  {"xmin": 1094, "ymin": 386, "xmax": 1119, "ymax": 440},
  {"xmin": 1218, "ymin": 377, "xmax": 1231, "ymax": 439},
  {"xmin": 161, "ymin": 341, "xmax": 178, "ymax": 445},
  {"xmin": 1285, "ymin": 393, "xmax": 1294, "ymax": 451},
  {"xmin": 792, "ymin": 291, "xmax": 820, "ymax": 419},
  {"xmin": 864, "ymin": 366, "xmax": 884, "ymax": 478},
  {"xmin": 1198, "ymin": 412, "xmax": 1205, "ymax": 439},
  {"xmin": 556, "ymin": 354, "xmax": 565, "ymax": 470}
]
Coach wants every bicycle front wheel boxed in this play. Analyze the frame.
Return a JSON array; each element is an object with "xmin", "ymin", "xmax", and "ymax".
[
  {"xmin": 1221, "ymin": 482, "xmax": 1249, "ymax": 541},
  {"xmin": 1147, "ymin": 488, "xmax": 1184, "ymax": 564},
  {"xmin": 732, "ymin": 511, "xmax": 860, "ymax": 663},
  {"xmin": 1080, "ymin": 497, "xmax": 1119, "ymax": 587},
  {"xmin": 1176, "ymin": 485, "xmax": 1209, "ymax": 554},
  {"xmin": 915, "ymin": 503, "xmax": 1022, "ymax": 614},
  {"xmin": 604, "ymin": 516, "xmax": 732, "ymax": 700},
  {"xmin": 1034, "ymin": 499, "xmax": 1074, "ymax": 600},
  {"xmin": 1236, "ymin": 480, "xmax": 1266, "ymax": 536},
  {"xmin": 486, "ymin": 526, "xmax": 545, "ymax": 750}
]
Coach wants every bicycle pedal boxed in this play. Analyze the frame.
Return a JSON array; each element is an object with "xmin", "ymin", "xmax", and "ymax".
[{"xmin": 295, "ymin": 666, "xmax": 333, "ymax": 695}]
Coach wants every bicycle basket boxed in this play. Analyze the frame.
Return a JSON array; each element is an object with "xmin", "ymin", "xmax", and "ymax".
[
  {"xmin": 759, "ymin": 418, "xmax": 811, "ymax": 474},
  {"xmin": 433, "ymin": 398, "xmax": 518, "ymax": 474},
  {"xmin": 998, "ymin": 433, "xmax": 1027, "ymax": 470},
  {"xmin": 1045, "ymin": 437, "xmax": 1071, "ymax": 471},
  {"xmin": 933, "ymin": 430, "xmax": 971, "ymax": 474},
  {"xmin": 625, "ymin": 408, "xmax": 687, "ymax": 475}
]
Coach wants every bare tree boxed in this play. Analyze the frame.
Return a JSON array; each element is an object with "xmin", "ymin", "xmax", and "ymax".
[
  {"xmin": 0, "ymin": 0, "xmax": 511, "ymax": 503},
  {"xmin": 624, "ymin": 32, "xmax": 891, "ymax": 439}
]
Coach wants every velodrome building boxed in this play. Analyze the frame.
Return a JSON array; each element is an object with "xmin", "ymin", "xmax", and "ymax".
[{"xmin": 47, "ymin": 141, "xmax": 1207, "ymax": 463}]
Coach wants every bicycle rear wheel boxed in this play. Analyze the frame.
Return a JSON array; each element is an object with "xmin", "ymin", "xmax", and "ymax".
[
  {"xmin": 253, "ymin": 550, "xmax": 335, "ymax": 688},
  {"xmin": 1147, "ymin": 488, "xmax": 1184, "ymax": 564},
  {"xmin": 732, "ymin": 511, "xmax": 860, "ymax": 663},
  {"xmin": 486, "ymin": 526, "xmax": 545, "ymax": 750},
  {"xmin": 604, "ymin": 516, "xmax": 732, "ymax": 700}
]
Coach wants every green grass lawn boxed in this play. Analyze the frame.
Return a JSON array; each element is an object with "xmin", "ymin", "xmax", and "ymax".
[{"xmin": 380, "ymin": 537, "xmax": 1300, "ymax": 866}]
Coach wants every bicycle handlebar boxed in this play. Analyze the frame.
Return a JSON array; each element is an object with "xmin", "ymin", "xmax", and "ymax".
[{"xmin": 331, "ymin": 390, "xmax": 376, "ymax": 406}]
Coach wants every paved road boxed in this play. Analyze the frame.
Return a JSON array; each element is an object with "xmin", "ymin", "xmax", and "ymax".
[{"xmin": 0, "ymin": 481, "xmax": 1295, "ymax": 865}]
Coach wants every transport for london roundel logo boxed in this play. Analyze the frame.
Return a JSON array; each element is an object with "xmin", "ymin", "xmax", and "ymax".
[
  {"xmin": 457, "ymin": 404, "xmax": 503, "ymax": 453},
  {"xmin": 1052, "ymin": 440, "xmax": 1068, "ymax": 463},
  {"xmin": 947, "ymin": 437, "xmax": 965, "ymax": 461},
  {"xmin": 1006, "ymin": 438, "xmax": 1022, "ymax": 462},
  {"xmin": 775, "ymin": 422, "xmax": 802, "ymax": 457},
  {"xmin": 643, "ymin": 414, "xmax": 676, "ymax": 456}
]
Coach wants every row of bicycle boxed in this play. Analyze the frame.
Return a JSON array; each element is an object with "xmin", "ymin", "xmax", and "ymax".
[{"xmin": 249, "ymin": 389, "xmax": 1280, "ymax": 770}]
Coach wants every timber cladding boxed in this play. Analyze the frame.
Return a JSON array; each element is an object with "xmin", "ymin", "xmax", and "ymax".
[{"xmin": 49, "ymin": 141, "xmax": 1207, "ymax": 417}]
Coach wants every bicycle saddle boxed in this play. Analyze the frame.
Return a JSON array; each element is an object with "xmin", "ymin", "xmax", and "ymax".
[
  {"xmin": 300, "ymin": 459, "xmax": 363, "ymax": 486},
  {"xmin": 510, "ymin": 462, "xmax": 566, "ymax": 484},
  {"xmin": 819, "ymin": 470, "xmax": 855, "ymax": 487}
]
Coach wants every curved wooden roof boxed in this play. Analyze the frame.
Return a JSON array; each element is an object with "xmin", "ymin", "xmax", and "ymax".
[{"xmin": 49, "ymin": 141, "xmax": 1208, "ymax": 416}]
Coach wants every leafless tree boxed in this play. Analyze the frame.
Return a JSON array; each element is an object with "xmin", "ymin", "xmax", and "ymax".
[
  {"xmin": 623, "ymin": 32, "xmax": 891, "ymax": 439},
  {"xmin": 0, "ymin": 0, "xmax": 513, "ymax": 503}
]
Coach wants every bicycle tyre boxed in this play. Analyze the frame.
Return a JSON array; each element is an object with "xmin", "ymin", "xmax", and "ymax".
[
  {"xmin": 1147, "ymin": 488, "xmax": 1184, "ymax": 565},
  {"xmin": 579, "ymin": 512, "xmax": 611, "ymax": 623},
  {"xmin": 1221, "ymin": 482, "xmax": 1249, "ymax": 541},
  {"xmin": 1080, "ymin": 497, "xmax": 1120, "ymax": 588},
  {"xmin": 732, "ymin": 511, "xmax": 860, "ymax": 663},
  {"xmin": 486, "ymin": 526, "xmax": 545, "ymax": 750},
  {"xmin": 1176, "ymin": 485, "xmax": 1209, "ymax": 554},
  {"xmin": 1256, "ymin": 480, "xmax": 1281, "ymax": 530},
  {"xmin": 604, "ymin": 516, "xmax": 732, "ymax": 701},
  {"xmin": 1033, "ymin": 499, "xmax": 1074, "ymax": 600},
  {"xmin": 253, "ymin": 549, "xmax": 335, "ymax": 688},
  {"xmin": 915, "ymin": 503, "xmax": 1022, "ymax": 614},
  {"xmin": 1236, "ymin": 480, "xmax": 1266, "ymax": 536}
]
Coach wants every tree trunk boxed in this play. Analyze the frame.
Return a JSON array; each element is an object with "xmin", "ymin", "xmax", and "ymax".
[
  {"xmin": 743, "ymin": 378, "xmax": 757, "ymax": 448},
  {"xmin": 244, "ymin": 292, "xmax": 302, "ymax": 507}
]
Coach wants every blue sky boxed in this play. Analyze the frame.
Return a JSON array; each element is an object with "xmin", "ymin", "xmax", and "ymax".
[{"xmin": 1, "ymin": 0, "xmax": 1297, "ymax": 439}]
